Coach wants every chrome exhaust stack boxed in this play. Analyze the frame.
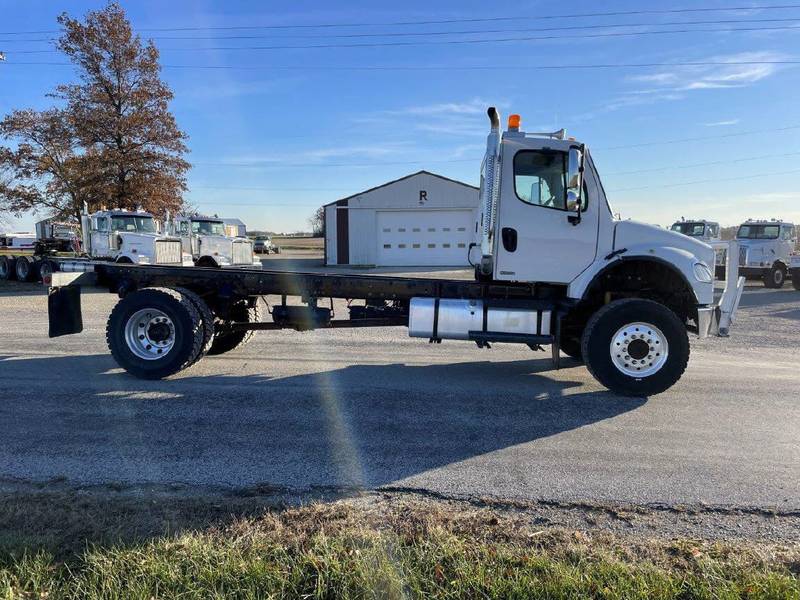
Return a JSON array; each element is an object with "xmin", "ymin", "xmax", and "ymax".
[
  {"xmin": 80, "ymin": 202, "xmax": 91, "ymax": 255},
  {"xmin": 478, "ymin": 107, "xmax": 501, "ymax": 278}
]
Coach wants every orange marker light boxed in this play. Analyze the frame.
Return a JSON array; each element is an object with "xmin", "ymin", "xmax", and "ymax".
[{"xmin": 508, "ymin": 114, "xmax": 521, "ymax": 130}]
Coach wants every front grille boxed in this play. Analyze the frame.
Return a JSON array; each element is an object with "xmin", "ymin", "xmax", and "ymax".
[
  {"xmin": 155, "ymin": 239, "xmax": 183, "ymax": 265},
  {"xmin": 232, "ymin": 240, "xmax": 253, "ymax": 264},
  {"xmin": 738, "ymin": 246, "xmax": 748, "ymax": 266}
]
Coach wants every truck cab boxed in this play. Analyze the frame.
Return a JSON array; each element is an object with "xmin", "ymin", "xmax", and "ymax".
[
  {"xmin": 735, "ymin": 219, "xmax": 796, "ymax": 288},
  {"xmin": 81, "ymin": 208, "xmax": 193, "ymax": 266},
  {"xmin": 170, "ymin": 214, "xmax": 261, "ymax": 268},
  {"xmin": 670, "ymin": 219, "xmax": 720, "ymax": 242}
]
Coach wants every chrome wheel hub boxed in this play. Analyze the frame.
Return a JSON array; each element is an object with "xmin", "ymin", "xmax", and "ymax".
[
  {"xmin": 124, "ymin": 308, "xmax": 176, "ymax": 360},
  {"xmin": 610, "ymin": 322, "xmax": 668, "ymax": 377}
]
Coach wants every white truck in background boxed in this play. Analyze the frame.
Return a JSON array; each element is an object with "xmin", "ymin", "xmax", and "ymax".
[
  {"xmin": 789, "ymin": 254, "xmax": 800, "ymax": 290},
  {"xmin": 669, "ymin": 219, "xmax": 726, "ymax": 277},
  {"xmin": 168, "ymin": 214, "xmax": 261, "ymax": 268},
  {"xmin": 669, "ymin": 219, "xmax": 721, "ymax": 242},
  {"xmin": 735, "ymin": 219, "xmax": 796, "ymax": 288}
]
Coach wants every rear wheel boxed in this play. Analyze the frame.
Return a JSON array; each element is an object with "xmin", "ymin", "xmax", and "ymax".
[
  {"xmin": 106, "ymin": 288, "xmax": 204, "ymax": 379},
  {"xmin": 0, "ymin": 256, "xmax": 15, "ymax": 281},
  {"xmin": 173, "ymin": 287, "xmax": 215, "ymax": 364},
  {"xmin": 207, "ymin": 300, "xmax": 261, "ymax": 356},
  {"xmin": 763, "ymin": 264, "xmax": 785, "ymax": 288},
  {"xmin": 15, "ymin": 255, "xmax": 36, "ymax": 282},
  {"xmin": 38, "ymin": 259, "xmax": 57, "ymax": 281},
  {"xmin": 582, "ymin": 298, "xmax": 689, "ymax": 397}
]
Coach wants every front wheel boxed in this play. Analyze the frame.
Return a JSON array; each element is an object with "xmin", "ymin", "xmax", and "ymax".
[
  {"xmin": 763, "ymin": 265, "xmax": 785, "ymax": 288},
  {"xmin": 582, "ymin": 299, "xmax": 689, "ymax": 397}
]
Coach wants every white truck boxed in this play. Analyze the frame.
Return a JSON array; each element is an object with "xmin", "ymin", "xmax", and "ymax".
[
  {"xmin": 168, "ymin": 214, "xmax": 261, "ymax": 268},
  {"xmin": 735, "ymin": 219, "xmax": 796, "ymax": 288},
  {"xmin": 46, "ymin": 108, "xmax": 744, "ymax": 397},
  {"xmin": 669, "ymin": 219, "xmax": 726, "ymax": 277},
  {"xmin": 669, "ymin": 219, "xmax": 720, "ymax": 242},
  {"xmin": 1, "ymin": 208, "xmax": 193, "ymax": 282},
  {"xmin": 789, "ymin": 254, "xmax": 800, "ymax": 290}
]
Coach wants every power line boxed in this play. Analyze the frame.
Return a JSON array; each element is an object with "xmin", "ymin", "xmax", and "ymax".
[
  {"xmin": 599, "ymin": 124, "xmax": 800, "ymax": 150},
  {"xmin": 3, "ymin": 60, "xmax": 800, "ymax": 71},
  {"xmin": 3, "ymin": 3, "xmax": 800, "ymax": 35},
  {"xmin": 191, "ymin": 158, "xmax": 476, "ymax": 169},
  {"xmin": 4, "ymin": 16, "xmax": 800, "ymax": 43},
  {"xmin": 4, "ymin": 23, "xmax": 800, "ymax": 54},
  {"xmin": 609, "ymin": 168, "xmax": 800, "ymax": 192},
  {"xmin": 605, "ymin": 151, "xmax": 800, "ymax": 175}
]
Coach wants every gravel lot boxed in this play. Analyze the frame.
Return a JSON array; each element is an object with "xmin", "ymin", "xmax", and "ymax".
[{"xmin": 0, "ymin": 267, "xmax": 798, "ymax": 531}]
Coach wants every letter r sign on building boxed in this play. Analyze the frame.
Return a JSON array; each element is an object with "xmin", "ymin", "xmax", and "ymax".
[{"xmin": 419, "ymin": 190, "xmax": 427, "ymax": 205}]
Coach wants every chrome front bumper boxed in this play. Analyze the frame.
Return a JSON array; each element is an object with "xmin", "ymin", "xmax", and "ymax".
[{"xmin": 699, "ymin": 241, "xmax": 745, "ymax": 338}]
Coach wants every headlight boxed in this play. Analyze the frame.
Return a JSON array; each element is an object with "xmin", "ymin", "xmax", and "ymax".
[{"xmin": 693, "ymin": 261, "xmax": 713, "ymax": 283}]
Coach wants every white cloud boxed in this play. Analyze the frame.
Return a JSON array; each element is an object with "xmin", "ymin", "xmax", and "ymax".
[
  {"xmin": 627, "ymin": 51, "xmax": 788, "ymax": 93},
  {"xmin": 704, "ymin": 119, "xmax": 741, "ymax": 127}
]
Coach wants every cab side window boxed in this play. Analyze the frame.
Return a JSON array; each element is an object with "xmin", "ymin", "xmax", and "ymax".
[
  {"xmin": 93, "ymin": 217, "xmax": 108, "ymax": 232},
  {"xmin": 514, "ymin": 151, "xmax": 567, "ymax": 210},
  {"xmin": 179, "ymin": 221, "xmax": 190, "ymax": 235}
]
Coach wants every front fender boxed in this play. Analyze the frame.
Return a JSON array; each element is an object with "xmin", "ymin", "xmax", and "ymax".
[{"xmin": 568, "ymin": 245, "xmax": 713, "ymax": 306}]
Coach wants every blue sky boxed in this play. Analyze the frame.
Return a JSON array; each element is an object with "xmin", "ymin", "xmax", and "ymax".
[{"xmin": 1, "ymin": 0, "xmax": 799, "ymax": 232}]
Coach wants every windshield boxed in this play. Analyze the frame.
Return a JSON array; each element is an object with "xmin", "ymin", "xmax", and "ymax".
[
  {"xmin": 737, "ymin": 224, "xmax": 780, "ymax": 239},
  {"xmin": 111, "ymin": 215, "xmax": 155, "ymax": 233},
  {"xmin": 670, "ymin": 222, "xmax": 705, "ymax": 237},
  {"xmin": 191, "ymin": 220, "xmax": 225, "ymax": 235}
]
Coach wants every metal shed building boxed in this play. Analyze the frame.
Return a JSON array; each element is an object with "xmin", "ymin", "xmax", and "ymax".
[{"xmin": 324, "ymin": 170, "xmax": 480, "ymax": 267}]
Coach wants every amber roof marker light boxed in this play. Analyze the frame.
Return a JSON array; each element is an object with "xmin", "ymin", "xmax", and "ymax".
[{"xmin": 508, "ymin": 114, "xmax": 521, "ymax": 131}]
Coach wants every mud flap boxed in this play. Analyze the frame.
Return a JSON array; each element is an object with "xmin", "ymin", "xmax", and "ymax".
[{"xmin": 48, "ymin": 286, "xmax": 83, "ymax": 337}]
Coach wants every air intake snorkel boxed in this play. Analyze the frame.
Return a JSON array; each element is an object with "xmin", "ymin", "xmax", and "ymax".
[{"xmin": 478, "ymin": 106, "xmax": 501, "ymax": 278}]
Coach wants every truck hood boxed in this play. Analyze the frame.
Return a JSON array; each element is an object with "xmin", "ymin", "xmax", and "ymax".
[{"xmin": 614, "ymin": 220, "xmax": 715, "ymax": 266}]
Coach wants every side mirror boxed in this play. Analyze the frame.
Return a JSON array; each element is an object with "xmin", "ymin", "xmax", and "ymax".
[{"xmin": 566, "ymin": 147, "xmax": 584, "ymax": 225}]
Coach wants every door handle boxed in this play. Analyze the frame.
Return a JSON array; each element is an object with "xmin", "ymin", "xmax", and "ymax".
[{"xmin": 501, "ymin": 227, "xmax": 518, "ymax": 252}]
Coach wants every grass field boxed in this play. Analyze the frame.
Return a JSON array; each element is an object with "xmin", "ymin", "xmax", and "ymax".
[
  {"xmin": 1, "ymin": 491, "xmax": 797, "ymax": 599},
  {"xmin": 272, "ymin": 236, "xmax": 324, "ymax": 251}
]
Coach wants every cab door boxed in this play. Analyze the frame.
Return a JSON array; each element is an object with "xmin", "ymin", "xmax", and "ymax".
[
  {"xmin": 177, "ymin": 220, "xmax": 193, "ymax": 254},
  {"xmin": 90, "ymin": 216, "xmax": 111, "ymax": 257},
  {"xmin": 493, "ymin": 139, "xmax": 598, "ymax": 284}
]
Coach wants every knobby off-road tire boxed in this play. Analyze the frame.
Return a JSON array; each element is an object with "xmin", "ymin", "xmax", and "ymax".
[
  {"xmin": 582, "ymin": 298, "xmax": 689, "ymax": 397},
  {"xmin": 172, "ymin": 287, "xmax": 215, "ymax": 364},
  {"xmin": 106, "ymin": 287, "xmax": 204, "ymax": 379},
  {"xmin": 0, "ymin": 256, "xmax": 16, "ymax": 281},
  {"xmin": 207, "ymin": 300, "xmax": 261, "ymax": 356},
  {"xmin": 15, "ymin": 255, "xmax": 36, "ymax": 282},
  {"xmin": 763, "ymin": 264, "xmax": 786, "ymax": 289}
]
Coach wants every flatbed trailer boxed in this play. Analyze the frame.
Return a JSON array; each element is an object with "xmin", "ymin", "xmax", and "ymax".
[{"xmin": 49, "ymin": 261, "xmax": 567, "ymax": 346}]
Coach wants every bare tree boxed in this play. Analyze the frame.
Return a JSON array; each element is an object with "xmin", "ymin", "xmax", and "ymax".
[
  {"xmin": 0, "ymin": 3, "xmax": 189, "ymax": 222},
  {"xmin": 308, "ymin": 206, "xmax": 325, "ymax": 237}
]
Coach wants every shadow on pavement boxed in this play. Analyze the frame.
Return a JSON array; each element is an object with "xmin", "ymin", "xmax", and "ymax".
[{"xmin": 0, "ymin": 353, "xmax": 644, "ymax": 491}]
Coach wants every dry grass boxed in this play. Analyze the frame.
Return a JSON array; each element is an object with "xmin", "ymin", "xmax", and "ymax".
[
  {"xmin": 272, "ymin": 236, "xmax": 324, "ymax": 250},
  {"xmin": 0, "ymin": 488, "xmax": 798, "ymax": 598}
]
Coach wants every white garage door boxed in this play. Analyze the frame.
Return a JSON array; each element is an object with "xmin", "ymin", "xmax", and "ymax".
[{"xmin": 376, "ymin": 210, "xmax": 475, "ymax": 266}]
